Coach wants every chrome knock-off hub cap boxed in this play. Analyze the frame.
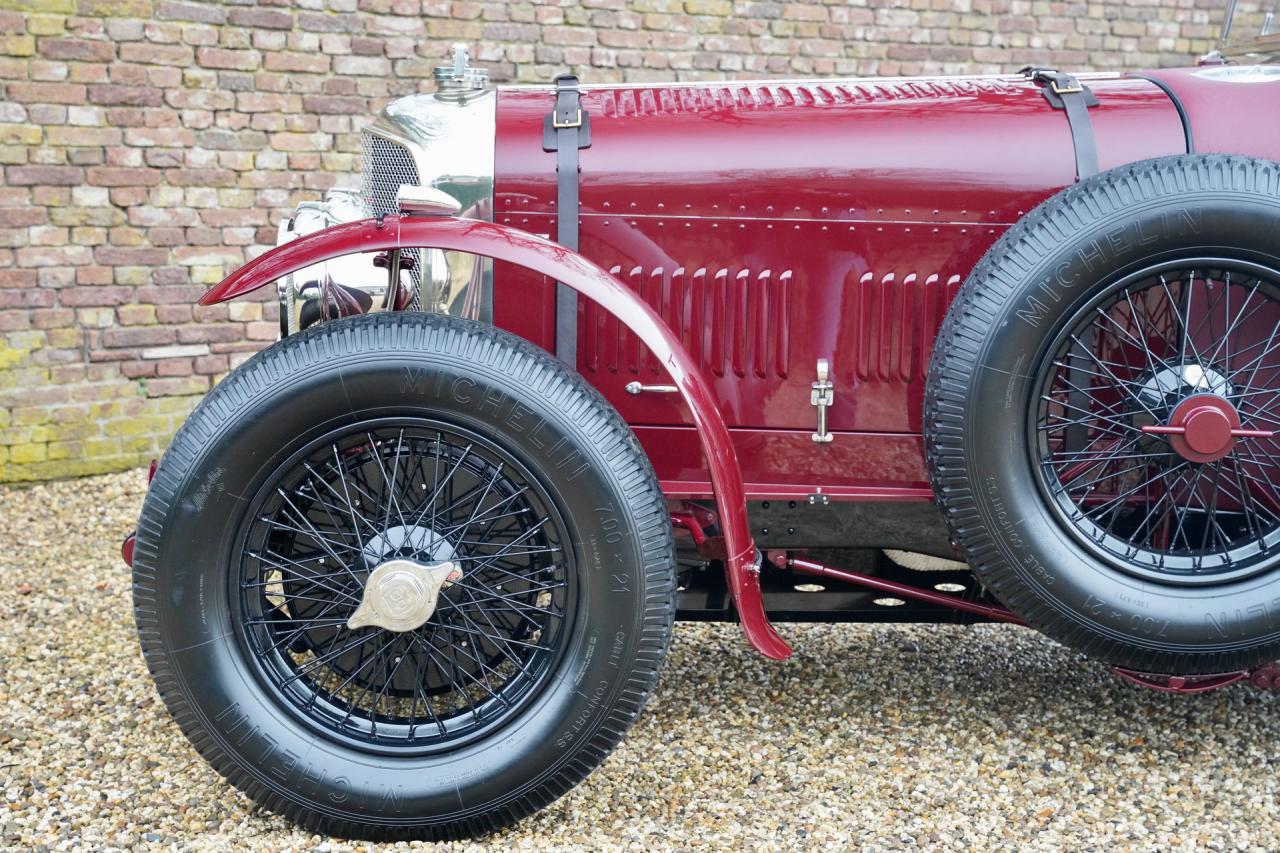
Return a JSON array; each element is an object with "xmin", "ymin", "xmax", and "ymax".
[{"xmin": 347, "ymin": 559, "xmax": 462, "ymax": 632}]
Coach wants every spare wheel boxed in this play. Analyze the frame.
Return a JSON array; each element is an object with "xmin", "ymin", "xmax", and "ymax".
[{"xmin": 926, "ymin": 154, "xmax": 1280, "ymax": 674}]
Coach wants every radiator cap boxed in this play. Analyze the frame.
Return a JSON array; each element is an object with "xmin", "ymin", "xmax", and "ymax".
[{"xmin": 434, "ymin": 44, "xmax": 489, "ymax": 101}]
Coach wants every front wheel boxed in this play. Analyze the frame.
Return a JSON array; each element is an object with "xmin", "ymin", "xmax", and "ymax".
[{"xmin": 131, "ymin": 312, "xmax": 675, "ymax": 840}]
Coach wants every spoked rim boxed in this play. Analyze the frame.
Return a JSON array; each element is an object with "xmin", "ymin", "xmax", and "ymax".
[
  {"xmin": 1031, "ymin": 258, "xmax": 1280, "ymax": 585},
  {"xmin": 232, "ymin": 417, "xmax": 576, "ymax": 755}
]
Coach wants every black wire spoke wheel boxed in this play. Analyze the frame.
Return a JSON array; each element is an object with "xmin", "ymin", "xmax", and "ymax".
[
  {"xmin": 927, "ymin": 155, "xmax": 1280, "ymax": 673},
  {"xmin": 237, "ymin": 420, "xmax": 574, "ymax": 753},
  {"xmin": 1033, "ymin": 260, "xmax": 1280, "ymax": 584},
  {"xmin": 132, "ymin": 312, "xmax": 674, "ymax": 840}
]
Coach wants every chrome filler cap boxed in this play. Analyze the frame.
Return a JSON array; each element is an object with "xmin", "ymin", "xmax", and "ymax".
[{"xmin": 434, "ymin": 44, "xmax": 490, "ymax": 101}]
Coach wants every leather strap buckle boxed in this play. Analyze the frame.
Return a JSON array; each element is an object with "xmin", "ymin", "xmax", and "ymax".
[
  {"xmin": 541, "ymin": 73, "xmax": 592, "ymax": 366},
  {"xmin": 552, "ymin": 108, "xmax": 582, "ymax": 129},
  {"xmin": 543, "ymin": 75, "xmax": 591, "ymax": 151},
  {"xmin": 1022, "ymin": 66, "xmax": 1084, "ymax": 94}
]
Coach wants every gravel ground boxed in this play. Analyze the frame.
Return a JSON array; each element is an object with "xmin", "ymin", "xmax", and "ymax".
[{"xmin": 3, "ymin": 469, "xmax": 1280, "ymax": 851}]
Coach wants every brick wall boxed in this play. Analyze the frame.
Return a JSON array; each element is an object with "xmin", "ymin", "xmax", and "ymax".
[{"xmin": 0, "ymin": 0, "xmax": 1225, "ymax": 483}]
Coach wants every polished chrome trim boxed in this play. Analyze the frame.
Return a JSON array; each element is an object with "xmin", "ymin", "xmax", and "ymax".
[
  {"xmin": 493, "ymin": 71, "xmax": 1125, "ymax": 94},
  {"xmin": 397, "ymin": 185, "xmax": 463, "ymax": 217},
  {"xmin": 1193, "ymin": 64, "xmax": 1280, "ymax": 83},
  {"xmin": 1220, "ymin": 0, "xmax": 1240, "ymax": 46},
  {"xmin": 434, "ymin": 43, "xmax": 490, "ymax": 101},
  {"xmin": 810, "ymin": 359, "xmax": 835, "ymax": 444},
  {"xmin": 363, "ymin": 88, "xmax": 496, "ymax": 322},
  {"xmin": 624, "ymin": 382, "xmax": 678, "ymax": 395},
  {"xmin": 275, "ymin": 189, "xmax": 412, "ymax": 337},
  {"xmin": 1215, "ymin": 0, "xmax": 1280, "ymax": 61}
]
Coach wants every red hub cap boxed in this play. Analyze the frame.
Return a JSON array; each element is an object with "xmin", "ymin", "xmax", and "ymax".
[
  {"xmin": 1142, "ymin": 393, "xmax": 1272, "ymax": 463},
  {"xmin": 1173, "ymin": 396, "xmax": 1239, "ymax": 462}
]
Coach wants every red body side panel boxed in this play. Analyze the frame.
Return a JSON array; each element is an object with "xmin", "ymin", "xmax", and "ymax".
[
  {"xmin": 1132, "ymin": 67, "xmax": 1280, "ymax": 159},
  {"xmin": 632, "ymin": 426, "xmax": 930, "ymax": 500},
  {"xmin": 492, "ymin": 73, "xmax": 1187, "ymax": 495}
]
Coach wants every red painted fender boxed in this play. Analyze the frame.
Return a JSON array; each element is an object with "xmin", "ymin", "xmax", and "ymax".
[{"xmin": 200, "ymin": 215, "xmax": 792, "ymax": 660}]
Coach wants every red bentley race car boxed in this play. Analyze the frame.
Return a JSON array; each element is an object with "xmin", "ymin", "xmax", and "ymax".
[{"xmin": 123, "ymin": 5, "xmax": 1280, "ymax": 841}]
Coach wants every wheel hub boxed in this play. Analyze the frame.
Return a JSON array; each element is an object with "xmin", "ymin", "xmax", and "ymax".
[
  {"xmin": 1166, "ymin": 394, "xmax": 1243, "ymax": 463},
  {"xmin": 347, "ymin": 558, "xmax": 462, "ymax": 632},
  {"xmin": 240, "ymin": 420, "xmax": 572, "ymax": 751},
  {"xmin": 1135, "ymin": 363, "xmax": 1233, "ymax": 410},
  {"xmin": 1141, "ymin": 392, "xmax": 1273, "ymax": 464},
  {"xmin": 362, "ymin": 524, "xmax": 456, "ymax": 566}
]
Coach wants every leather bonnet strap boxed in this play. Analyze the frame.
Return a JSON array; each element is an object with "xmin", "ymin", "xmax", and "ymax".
[
  {"xmin": 1021, "ymin": 66, "xmax": 1100, "ymax": 181},
  {"xmin": 542, "ymin": 74, "xmax": 593, "ymax": 366}
]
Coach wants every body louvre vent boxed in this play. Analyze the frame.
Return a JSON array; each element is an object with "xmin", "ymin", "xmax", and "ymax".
[
  {"xmin": 582, "ymin": 266, "xmax": 792, "ymax": 380},
  {"xmin": 591, "ymin": 78, "xmax": 1019, "ymax": 118},
  {"xmin": 849, "ymin": 272, "xmax": 963, "ymax": 382}
]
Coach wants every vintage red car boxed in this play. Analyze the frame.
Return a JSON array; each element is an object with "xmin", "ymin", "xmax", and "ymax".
[{"xmin": 123, "ymin": 8, "xmax": 1280, "ymax": 841}]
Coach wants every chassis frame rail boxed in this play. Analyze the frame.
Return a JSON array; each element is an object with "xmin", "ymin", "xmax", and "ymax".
[{"xmin": 763, "ymin": 549, "xmax": 1280, "ymax": 694}]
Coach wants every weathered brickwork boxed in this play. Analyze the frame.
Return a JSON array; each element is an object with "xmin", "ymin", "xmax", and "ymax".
[{"xmin": 0, "ymin": 0, "xmax": 1225, "ymax": 482}]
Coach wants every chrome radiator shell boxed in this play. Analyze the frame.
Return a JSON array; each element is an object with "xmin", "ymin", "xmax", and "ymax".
[
  {"xmin": 358, "ymin": 86, "xmax": 496, "ymax": 323},
  {"xmin": 275, "ymin": 72, "xmax": 496, "ymax": 338}
]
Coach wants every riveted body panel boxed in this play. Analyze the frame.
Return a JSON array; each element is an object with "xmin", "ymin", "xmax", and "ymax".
[
  {"xmin": 181, "ymin": 53, "xmax": 1280, "ymax": 670},
  {"xmin": 491, "ymin": 74, "xmax": 1187, "ymax": 494}
]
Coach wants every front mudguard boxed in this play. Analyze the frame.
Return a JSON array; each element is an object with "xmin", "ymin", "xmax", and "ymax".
[{"xmin": 198, "ymin": 215, "xmax": 791, "ymax": 660}]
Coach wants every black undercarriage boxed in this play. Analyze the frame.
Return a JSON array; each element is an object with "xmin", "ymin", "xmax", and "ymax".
[{"xmin": 674, "ymin": 501, "xmax": 1006, "ymax": 624}]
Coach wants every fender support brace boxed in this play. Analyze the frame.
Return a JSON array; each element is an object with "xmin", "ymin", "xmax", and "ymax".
[{"xmin": 199, "ymin": 215, "xmax": 793, "ymax": 661}]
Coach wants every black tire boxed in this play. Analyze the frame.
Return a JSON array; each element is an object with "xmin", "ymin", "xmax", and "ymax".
[
  {"xmin": 926, "ymin": 154, "xmax": 1280, "ymax": 674},
  {"xmin": 131, "ymin": 312, "xmax": 675, "ymax": 840}
]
